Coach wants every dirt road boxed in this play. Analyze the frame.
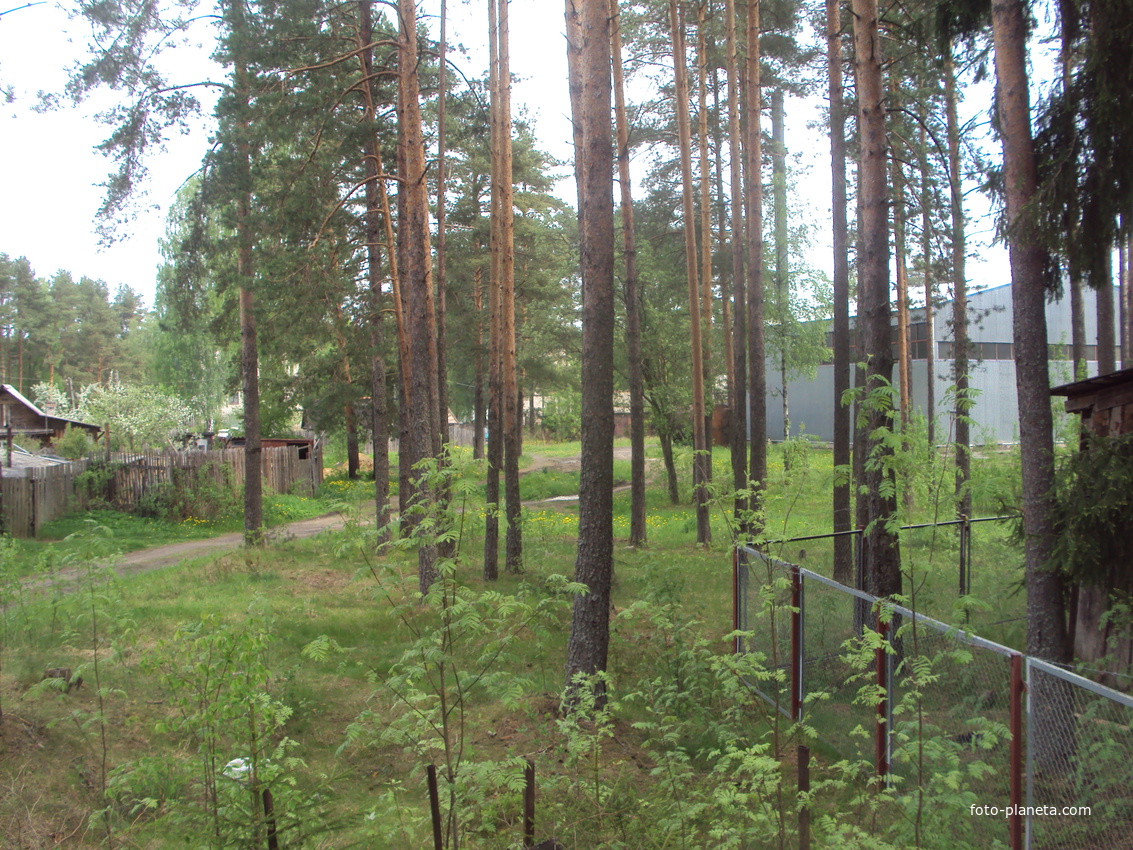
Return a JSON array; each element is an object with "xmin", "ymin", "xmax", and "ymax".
[{"xmin": 29, "ymin": 446, "xmax": 640, "ymax": 590}]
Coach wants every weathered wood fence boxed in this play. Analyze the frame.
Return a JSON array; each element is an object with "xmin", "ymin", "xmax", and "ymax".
[
  {"xmin": 1, "ymin": 463, "xmax": 87, "ymax": 538},
  {"xmin": 0, "ymin": 444, "xmax": 323, "ymax": 538}
]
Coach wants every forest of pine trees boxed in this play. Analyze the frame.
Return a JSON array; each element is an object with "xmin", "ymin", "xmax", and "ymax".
[{"xmin": 2, "ymin": 0, "xmax": 1132, "ymax": 687}]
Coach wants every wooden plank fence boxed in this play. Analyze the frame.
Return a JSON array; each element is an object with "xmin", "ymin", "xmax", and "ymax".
[
  {"xmin": 1, "ymin": 461, "xmax": 89, "ymax": 538},
  {"xmin": 0, "ymin": 443, "xmax": 323, "ymax": 538}
]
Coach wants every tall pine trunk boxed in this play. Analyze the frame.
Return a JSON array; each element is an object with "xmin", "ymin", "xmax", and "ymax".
[
  {"xmin": 724, "ymin": 0, "xmax": 748, "ymax": 524},
  {"xmin": 497, "ymin": 0, "xmax": 523, "ymax": 573},
  {"xmin": 990, "ymin": 0, "xmax": 1072, "ymax": 768},
  {"xmin": 610, "ymin": 0, "xmax": 647, "ymax": 546},
  {"xmin": 436, "ymin": 0, "xmax": 450, "ymax": 452},
  {"xmin": 670, "ymin": 0, "xmax": 710, "ymax": 545},
  {"xmin": 696, "ymin": 4, "xmax": 715, "ymax": 472},
  {"xmin": 1097, "ymin": 250, "xmax": 1116, "ymax": 374},
  {"xmin": 230, "ymin": 0, "xmax": 262, "ymax": 547},
  {"xmin": 828, "ymin": 0, "xmax": 852, "ymax": 583},
  {"xmin": 944, "ymin": 43, "xmax": 972, "ymax": 521},
  {"xmin": 745, "ymin": 0, "xmax": 768, "ymax": 524},
  {"xmin": 564, "ymin": 0, "xmax": 615, "ymax": 705},
  {"xmin": 484, "ymin": 0, "xmax": 503, "ymax": 580},
  {"xmin": 398, "ymin": 0, "xmax": 441, "ymax": 592},
  {"xmin": 772, "ymin": 89, "xmax": 790, "ymax": 442},
  {"xmin": 357, "ymin": 0, "xmax": 392, "ymax": 534},
  {"xmin": 852, "ymin": 0, "xmax": 900, "ymax": 598}
]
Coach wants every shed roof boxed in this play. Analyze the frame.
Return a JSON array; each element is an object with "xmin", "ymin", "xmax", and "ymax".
[
  {"xmin": 1050, "ymin": 366, "xmax": 1133, "ymax": 398},
  {"xmin": 0, "ymin": 384, "xmax": 103, "ymax": 432},
  {"xmin": 0, "ymin": 446, "xmax": 74, "ymax": 478}
]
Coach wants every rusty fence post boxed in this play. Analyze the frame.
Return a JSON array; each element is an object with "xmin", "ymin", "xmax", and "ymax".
[
  {"xmin": 1010, "ymin": 653, "xmax": 1024, "ymax": 850},
  {"xmin": 524, "ymin": 758, "xmax": 535, "ymax": 848},
  {"xmin": 426, "ymin": 764, "xmax": 443, "ymax": 850},
  {"xmin": 263, "ymin": 788, "xmax": 279, "ymax": 850},
  {"xmin": 791, "ymin": 565, "xmax": 803, "ymax": 721},
  {"xmin": 876, "ymin": 613, "xmax": 890, "ymax": 780},
  {"xmin": 958, "ymin": 515, "xmax": 968, "ymax": 598},
  {"xmin": 733, "ymin": 547, "xmax": 741, "ymax": 654},
  {"xmin": 798, "ymin": 744, "xmax": 811, "ymax": 850}
]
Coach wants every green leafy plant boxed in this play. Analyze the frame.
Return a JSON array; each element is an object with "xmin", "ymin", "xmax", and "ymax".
[
  {"xmin": 327, "ymin": 451, "xmax": 580, "ymax": 847},
  {"xmin": 122, "ymin": 603, "xmax": 330, "ymax": 847}
]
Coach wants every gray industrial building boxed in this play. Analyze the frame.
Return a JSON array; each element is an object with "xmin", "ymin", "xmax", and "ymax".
[{"xmin": 766, "ymin": 283, "xmax": 1122, "ymax": 445}]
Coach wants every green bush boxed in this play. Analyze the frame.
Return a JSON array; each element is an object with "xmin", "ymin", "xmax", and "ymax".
[{"xmin": 54, "ymin": 425, "xmax": 96, "ymax": 460}]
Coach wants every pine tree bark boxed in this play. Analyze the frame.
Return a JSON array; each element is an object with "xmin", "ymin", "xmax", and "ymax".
[
  {"xmin": 990, "ymin": 0, "xmax": 1072, "ymax": 765},
  {"xmin": 918, "ymin": 118, "xmax": 937, "ymax": 448},
  {"xmin": 724, "ymin": 0, "xmax": 748, "ymax": 524},
  {"xmin": 473, "ymin": 265, "xmax": 486, "ymax": 460},
  {"xmin": 745, "ymin": 0, "xmax": 768, "ymax": 522},
  {"xmin": 828, "ymin": 0, "xmax": 852, "ymax": 583},
  {"xmin": 696, "ymin": 3, "xmax": 715, "ymax": 466},
  {"xmin": 1071, "ymin": 276, "xmax": 1087, "ymax": 378},
  {"xmin": 852, "ymin": 0, "xmax": 900, "ymax": 599},
  {"xmin": 892, "ymin": 156, "xmax": 912, "ymax": 436},
  {"xmin": 436, "ymin": 0, "xmax": 450, "ymax": 451},
  {"xmin": 230, "ymin": 0, "xmax": 262, "ymax": 547},
  {"xmin": 398, "ymin": 0, "xmax": 441, "ymax": 592},
  {"xmin": 1097, "ymin": 250, "xmax": 1116, "ymax": 374},
  {"xmin": 484, "ymin": 0, "xmax": 503, "ymax": 581},
  {"xmin": 670, "ymin": 0, "xmax": 710, "ymax": 545},
  {"xmin": 944, "ymin": 44, "xmax": 971, "ymax": 522},
  {"xmin": 610, "ymin": 0, "xmax": 647, "ymax": 546},
  {"xmin": 563, "ymin": 0, "xmax": 615, "ymax": 705},
  {"xmin": 357, "ymin": 0, "xmax": 393, "ymax": 536},
  {"xmin": 711, "ymin": 66, "xmax": 735, "ymax": 421},
  {"xmin": 772, "ymin": 89, "xmax": 790, "ymax": 441},
  {"xmin": 497, "ymin": 0, "xmax": 523, "ymax": 573}
]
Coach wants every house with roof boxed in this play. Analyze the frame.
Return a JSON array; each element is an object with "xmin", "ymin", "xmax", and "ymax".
[{"xmin": 0, "ymin": 384, "xmax": 103, "ymax": 446}]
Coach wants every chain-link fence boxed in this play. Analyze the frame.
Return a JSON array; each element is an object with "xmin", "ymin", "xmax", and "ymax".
[
  {"xmin": 1026, "ymin": 659, "xmax": 1133, "ymax": 849},
  {"xmin": 763, "ymin": 517, "xmax": 1021, "ymax": 640},
  {"xmin": 735, "ymin": 544, "xmax": 1133, "ymax": 849}
]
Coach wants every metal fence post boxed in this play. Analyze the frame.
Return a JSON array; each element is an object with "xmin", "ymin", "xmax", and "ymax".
[
  {"xmin": 958, "ymin": 514, "xmax": 968, "ymax": 598},
  {"xmin": 791, "ymin": 565, "xmax": 802, "ymax": 721},
  {"xmin": 733, "ymin": 547, "xmax": 742, "ymax": 655},
  {"xmin": 854, "ymin": 530, "xmax": 866, "ymax": 635},
  {"xmin": 876, "ymin": 612, "xmax": 889, "ymax": 779},
  {"xmin": 1010, "ymin": 653, "xmax": 1024, "ymax": 850},
  {"xmin": 524, "ymin": 758, "xmax": 535, "ymax": 848},
  {"xmin": 1024, "ymin": 658, "xmax": 1034, "ymax": 850},
  {"xmin": 798, "ymin": 744, "xmax": 811, "ymax": 850}
]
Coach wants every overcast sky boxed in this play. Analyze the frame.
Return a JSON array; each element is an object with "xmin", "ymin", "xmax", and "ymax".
[{"xmin": 1, "ymin": 0, "xmax": 1011, "ymax": 312}]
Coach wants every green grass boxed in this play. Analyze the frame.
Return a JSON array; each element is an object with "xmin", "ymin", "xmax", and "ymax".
[{"xmin": 0, "ymin": 436, "xmax": 1036, "ymax": 848}]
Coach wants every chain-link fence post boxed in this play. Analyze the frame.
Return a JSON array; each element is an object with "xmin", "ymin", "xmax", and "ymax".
[
  {"xmin": 733, "ymin": 546, "xmax": 742, "ymax": 655},
  {"xmin": 854, "ymin": 529, "xmax": 867, "ymax": 634},
  {"xmin": 1010, "ymin": 652, "xmax": 1023, "ymax": 850},
  {"xmin": 791, "ymin": 565, "xmax": 802, "ymax": 721},
  {"xmin": 876, "ymin": 612, "xmax": 890, "ymax": 779},
  {"xmin": 958, "ymin": 514, "xmax": 969, "ymax": 598}
]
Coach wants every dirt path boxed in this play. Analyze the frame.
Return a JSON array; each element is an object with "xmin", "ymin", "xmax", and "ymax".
[{"xmin": 28, "ymin": 446, "xmax": 641, "ymax": 591}]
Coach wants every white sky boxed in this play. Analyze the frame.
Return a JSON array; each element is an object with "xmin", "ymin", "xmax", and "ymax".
[{"xmin": 0, "ymin": 0, "xmax": 1012, "ymax": 311}]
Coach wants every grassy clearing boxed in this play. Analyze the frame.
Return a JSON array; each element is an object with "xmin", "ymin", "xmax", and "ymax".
[{"xmin": 0, "ymin": 439, "xmax": 1029, "ymax": 847}]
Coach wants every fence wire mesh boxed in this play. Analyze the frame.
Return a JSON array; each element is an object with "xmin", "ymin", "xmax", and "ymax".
[
  {"xmin": 736, "ymin": 537, "xmax": 1133, "ymax": 849},
  {"xmin": 1026, "ymin": 659, "xmax": 1133, "ymax": 850},
  {"xmin": 735, "ymin": 548, "xmax": 794, "ymax": 717}
]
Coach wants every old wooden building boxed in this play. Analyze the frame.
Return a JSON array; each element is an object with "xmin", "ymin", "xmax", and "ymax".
[
  {"xmin": 1051, "ymin": 366, "xmax": 1133, "ymax": 683},
  {"xmin": 0, "ymin": 384, "xmax": 103, "ymax": 446}
]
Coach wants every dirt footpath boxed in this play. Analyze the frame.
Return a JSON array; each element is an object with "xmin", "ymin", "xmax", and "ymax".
[{"xmin": 30, "ymin": 446, "xmax": 641, "ymax": 590}]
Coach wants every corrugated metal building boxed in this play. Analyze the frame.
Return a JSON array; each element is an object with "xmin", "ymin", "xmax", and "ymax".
[{"xmin": 765, "ymin": 283, "xmax": 1121, "ymax": 445}]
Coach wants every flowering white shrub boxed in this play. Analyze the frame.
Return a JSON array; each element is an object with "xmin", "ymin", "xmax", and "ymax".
[{"xmin": 33, "ymin": 379, "xmax": 193, "ymax": 450}]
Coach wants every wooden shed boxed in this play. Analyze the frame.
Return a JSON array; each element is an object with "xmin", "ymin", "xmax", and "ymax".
[
  {"xmin": 1050, "ymin": 366, "xmax": 1133, "ymax": 440},
  {"xmin": 0, "ymin": 384, "xmax": 102, "ymax": 446},
  {"xmin": 1051, "ymin": 366, "xmax": 1133, "ymax": 682}
]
